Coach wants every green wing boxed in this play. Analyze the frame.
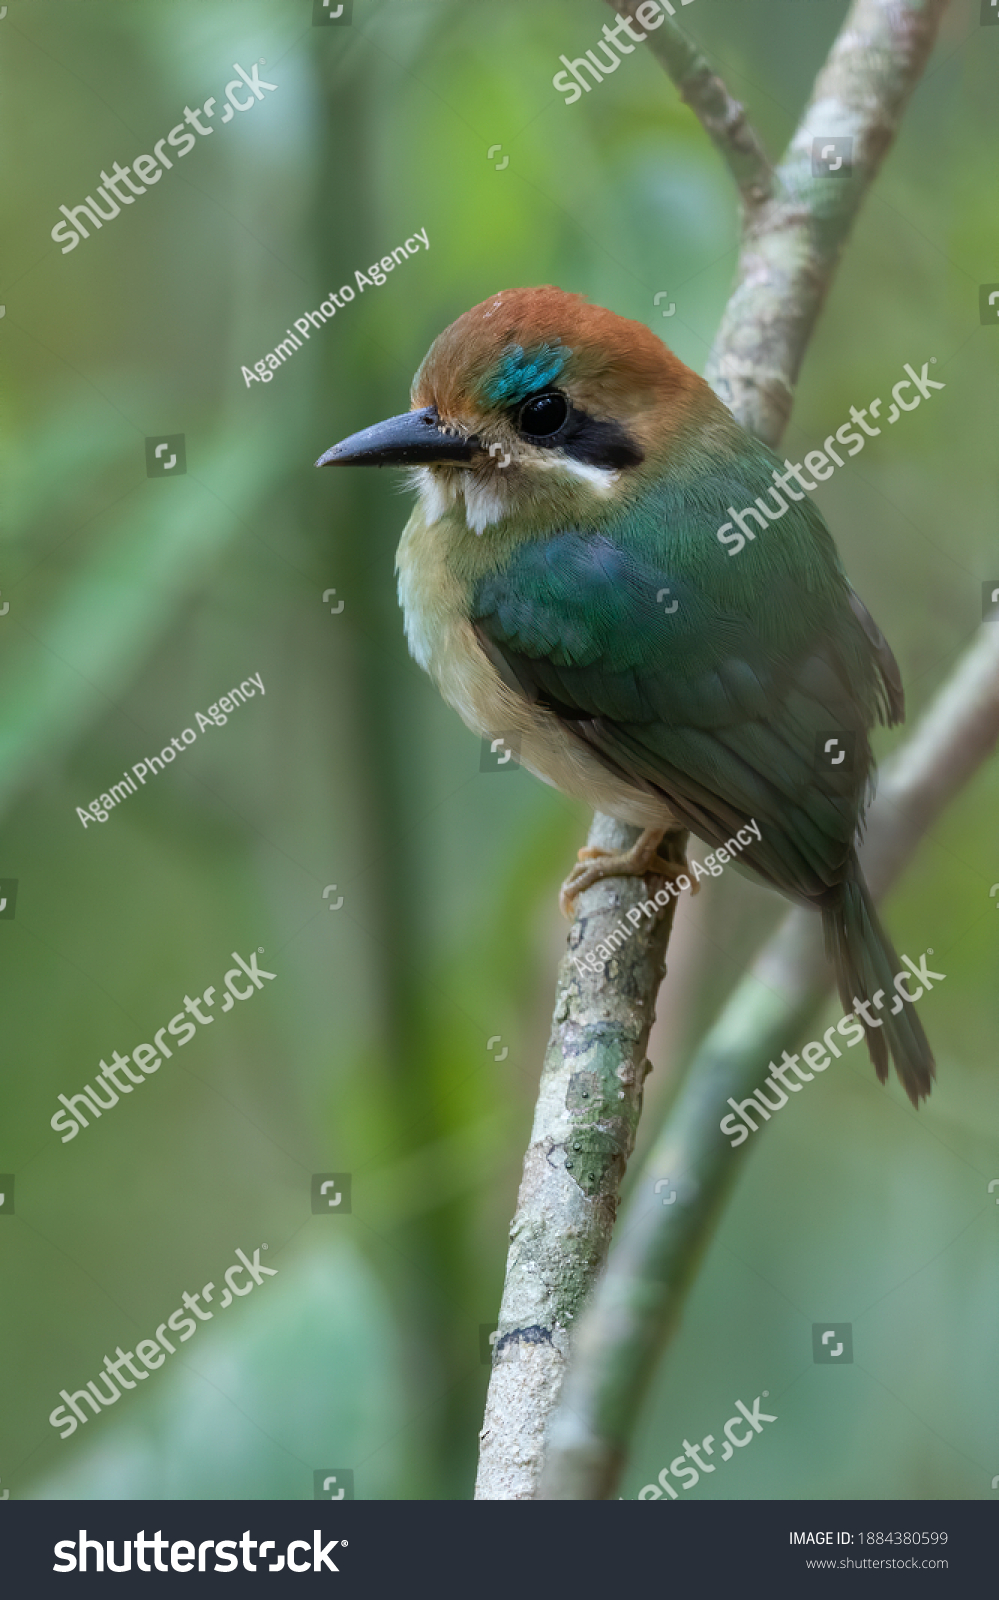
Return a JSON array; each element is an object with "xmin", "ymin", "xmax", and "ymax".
[{"xmin": 471, "ymin": 498, "xmax": 900, "ymax": 905}]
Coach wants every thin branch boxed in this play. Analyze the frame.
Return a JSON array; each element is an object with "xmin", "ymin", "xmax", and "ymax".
[
  {"xmin": 705, "ymin": 0, "xmax": 951, "ymax": 443},
  {"xmin": 474, "ymin": 0, "xmax": 952, "ymax": 1499},
  {"xmin": 540, "ymin": 624, "xmax": 999, "ymax": 1499},
  {"xmin": 606, "ymin": 1, "xmax": 773, "ymax": 214},
  {"xmin": 611, "ymin": 0, "xmax": 949, "ymax": 443}
]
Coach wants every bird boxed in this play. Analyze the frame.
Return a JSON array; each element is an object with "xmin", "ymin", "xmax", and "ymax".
[{"xmin": 316, "ymin": 285, "xmax": 934, "ymax": 1106}]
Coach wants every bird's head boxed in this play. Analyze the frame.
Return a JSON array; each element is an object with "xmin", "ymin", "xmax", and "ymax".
[{"xmin": 316, "ymin": 286, "xmax": 723, "ymax": 535}]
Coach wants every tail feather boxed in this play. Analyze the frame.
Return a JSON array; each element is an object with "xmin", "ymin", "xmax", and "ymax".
[{"xmin": 822, "ymin": 867, "xmax": 935, "ymax": 1107}]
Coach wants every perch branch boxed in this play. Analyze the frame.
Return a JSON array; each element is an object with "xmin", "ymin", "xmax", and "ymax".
[{"xmin": 473, "ymin": 823, "xmax": 688, "ymax": 1499}]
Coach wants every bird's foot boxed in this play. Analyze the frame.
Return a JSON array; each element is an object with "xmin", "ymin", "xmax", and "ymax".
[{"xmin": 559, "ymin": 826, "xmax": 698, "ymax": 918}]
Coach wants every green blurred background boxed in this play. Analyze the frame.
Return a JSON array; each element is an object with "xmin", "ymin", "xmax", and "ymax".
[{"xmin": 1, "ymin": 0, "xmax": 996, "ymax": 1501}]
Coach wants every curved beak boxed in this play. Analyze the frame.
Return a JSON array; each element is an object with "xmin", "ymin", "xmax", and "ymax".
[{"xmin": 315, "ymin": 406, "xmax": 480, "ymax": 468}]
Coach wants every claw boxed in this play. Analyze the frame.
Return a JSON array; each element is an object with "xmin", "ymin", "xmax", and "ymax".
[{"xmin": 559, "ymin": 828, "xmax": 695, "ymax": 918}]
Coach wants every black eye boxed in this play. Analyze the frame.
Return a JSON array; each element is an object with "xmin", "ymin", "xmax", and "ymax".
[{"xmin": 518, "ymin": 391, "xmax": 569, "ymax": 439}]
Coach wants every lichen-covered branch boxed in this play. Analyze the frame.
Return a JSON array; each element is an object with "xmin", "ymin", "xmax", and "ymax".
[
  {"xmin": 540, "ymin": 623, "xmax": 999, "ymax": 1499},
  {"xmin": 473, "ymin": 821, "xmax": 688, "ymax": 1499}
]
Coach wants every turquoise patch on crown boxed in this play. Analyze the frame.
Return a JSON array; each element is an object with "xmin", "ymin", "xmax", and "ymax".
[{"xmin": 481, "ymin": 342, "xmax": 571, "ymax": 405}]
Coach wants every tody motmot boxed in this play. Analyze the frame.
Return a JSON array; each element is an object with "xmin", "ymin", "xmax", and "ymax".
[{"xmin": 316, "ymin": 286, "xmax": 934, "ymax": 1106}]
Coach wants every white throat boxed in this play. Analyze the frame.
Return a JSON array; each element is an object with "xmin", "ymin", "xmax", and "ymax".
[{"xmin": 411, "ymin": 457, "xmax": 621, "ymax": 535}]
